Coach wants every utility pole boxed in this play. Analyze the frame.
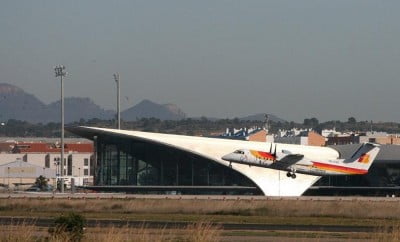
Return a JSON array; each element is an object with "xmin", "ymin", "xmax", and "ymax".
[
  {"xmin": 370, "ymin": 120, "xmax": 373, "ymax": 133},
  {"xmin": 54, "ymin": 65, "xmax": 67, "ymax": 193},
  {"xmin": 113, "ymin": 73, "xmax": 120, "ymax": 129},
  {"xmin": 264, "ymin": 114, "xmax": 270, "ymax": 132}
]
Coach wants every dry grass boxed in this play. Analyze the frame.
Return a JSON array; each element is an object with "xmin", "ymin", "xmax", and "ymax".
[
  {"xmin": 370, "ymin": 222, "xmax": 400, "ymax": 242},
  {"xmin": 0, "ymin": 222, "xmax": 38, "ymax": 242},
  {"xmin": 1, "ymin": 198, "xmax": 400, "ymax": 219},
  {"xmin": 0, "ymin": 221, "xmax": 221, "ymax": 242},
  {"xmin": 6, "ymin": 220, "xmax": 400, "ymax": 241},
  {"xmin": 5, "ymin": 198, "xmax": 400, "ymax": 241}
]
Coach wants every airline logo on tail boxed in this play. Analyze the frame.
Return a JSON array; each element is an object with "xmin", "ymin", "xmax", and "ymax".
[{"xmin": 358, "ymin": 153, "xmax": 370, "ymax": 163}]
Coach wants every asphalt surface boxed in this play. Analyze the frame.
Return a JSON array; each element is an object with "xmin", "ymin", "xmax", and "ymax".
[
  {"xmin": 0, "ymin": 216, "xmax": 375, "ymax": 233},
  {"xmin": 1, "ymin": 192, "xmax": 400, "ymax": 201}
]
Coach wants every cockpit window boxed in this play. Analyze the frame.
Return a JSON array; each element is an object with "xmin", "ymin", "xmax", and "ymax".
[{"xmin": 234, "ymin": 150, "xmax": 244, "ymax": 154}]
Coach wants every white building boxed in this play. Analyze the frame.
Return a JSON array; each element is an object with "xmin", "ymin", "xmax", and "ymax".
[{"xmin": 0, "ymin": 142, "xmax": 94, "ymax": 187}]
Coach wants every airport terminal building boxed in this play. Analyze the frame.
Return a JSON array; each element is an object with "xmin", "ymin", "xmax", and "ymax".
[
  {"xmin": 69, "ymin": 127, "xmax": 266, "ymax": 195},
  {"xmin": 68, "ymin": 126, "xmax": 400, "ymax": 196}
]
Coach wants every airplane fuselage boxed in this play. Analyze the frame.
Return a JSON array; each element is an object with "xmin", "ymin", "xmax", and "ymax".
[{"xmin": 222, "ymin": 145, "xmax": 378, "ymax": 177}]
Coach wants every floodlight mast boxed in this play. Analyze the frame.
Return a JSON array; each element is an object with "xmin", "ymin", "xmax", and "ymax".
[
  {"xmin": 113, "ymin": 73, "xmax": 120, "ymax": 129},
  {"xmin": 54, "ymin": 65, "xmax": 67, "ymax": 193}
]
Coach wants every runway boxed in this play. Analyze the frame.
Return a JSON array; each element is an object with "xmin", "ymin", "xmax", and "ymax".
[
  {"xmin": 0, "ymin": 216, "xmax": 375, "ymax": 233},
  {"xmin": 0, "ymin": 192, "xmax": 399, "ymax": 201}
]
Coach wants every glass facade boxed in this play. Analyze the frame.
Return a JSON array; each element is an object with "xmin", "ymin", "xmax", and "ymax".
[{"xmin": 94, "ymin": 135, "xmax": 262, "ymax": 195}]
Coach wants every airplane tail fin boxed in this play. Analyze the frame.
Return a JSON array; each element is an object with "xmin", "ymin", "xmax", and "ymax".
[{"xmin": 343, "ymin": 142, "xmax": 380, "ymax": 171}]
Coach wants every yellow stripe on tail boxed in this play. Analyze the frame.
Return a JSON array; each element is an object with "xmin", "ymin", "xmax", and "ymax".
[{"xmin": 358, "ymin": 153, "xmax": 370, "ymax": 164}]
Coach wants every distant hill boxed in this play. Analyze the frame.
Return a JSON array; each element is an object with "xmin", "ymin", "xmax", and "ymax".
[
  {"xmin": 239, "ymin": 113, "xmax": 287, "ymax": 123},
  {"xmin": 0, "ymin": 83, "xmax": 284, "ymax": 124},
  {"xmin": 0, "ymin": 83, "xmax": 48, "ymax": 123},
  {"xmin": 0, "ymin": 83, "xmax": 114, "ymax": 123},
  {"xmin": 47, "ymin": 97, "xmax": 115, "ymax": 123},
  {"xmin": 122, "ymin": 99, "xmax": 186, "ymax": 121}
]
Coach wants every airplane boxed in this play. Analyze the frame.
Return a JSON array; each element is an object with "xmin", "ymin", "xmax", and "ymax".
[{"xmin": 221, "ymin": 142, "xmax": 380, "ymax": 179}]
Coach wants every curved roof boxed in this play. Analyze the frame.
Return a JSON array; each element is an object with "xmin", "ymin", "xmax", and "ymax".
[{"xmin": 67, "ymin": 126, "xmax": 339, "ymax": 196}]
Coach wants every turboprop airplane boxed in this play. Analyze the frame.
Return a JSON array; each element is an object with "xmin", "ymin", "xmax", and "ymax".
[{"xmin": 221, "ymin": 142, "xmax": 380, "ymax": 179}]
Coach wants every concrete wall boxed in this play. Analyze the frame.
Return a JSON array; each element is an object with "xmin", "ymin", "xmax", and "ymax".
[{"xmin": 0, "ymin": 154, "xmax": 24, "ymax": 165}]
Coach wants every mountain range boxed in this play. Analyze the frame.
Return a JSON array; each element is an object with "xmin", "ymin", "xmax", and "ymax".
[
  {"xmin": 0, "ymin": 83, "xmax": 187, "ymax": 123},
  {"xmin": 0, "ymin": 83, "xmax": 285, "ymax": 124},
  {"xmin": 122, "ymin": 99, "xmax": 186, "ymax": 121}
]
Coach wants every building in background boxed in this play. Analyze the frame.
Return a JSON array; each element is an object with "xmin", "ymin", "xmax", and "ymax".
[
  {"xmin": 219, "ymin": 127, "xmax": 267, "ymax": 142},
  {"xmin": 273, "ymin": 129, "xmax": 325, "ymax": 146},
  {"xmin": 0, "ymin": 140, "xmax": 94, "ymax": 189},
  {"xmin": 0, "ymin": 159, "xmax": 55, "ymax": 190}
]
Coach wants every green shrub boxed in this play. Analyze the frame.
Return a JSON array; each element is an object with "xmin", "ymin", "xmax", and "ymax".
[{"xmin": 49, "ymin": 212, "xmax": 86, "ymax": 241}]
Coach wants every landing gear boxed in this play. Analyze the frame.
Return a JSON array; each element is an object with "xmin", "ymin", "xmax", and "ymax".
[
  {"xmin": 286, "ymin": 171, "xmax": 297, "ymax": 179},
  {"xmin": 229, "ymin": 162, "xmax": 232, "ymax": 168}
]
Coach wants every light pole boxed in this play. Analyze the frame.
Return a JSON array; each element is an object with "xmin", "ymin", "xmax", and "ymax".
[
  {"xmin": 7, "ymin": 167, "xmax": 10, "ymax": 192},
  {"xmin": 113, "ymin": 73, "xmax": 120, "ymax": 129},
  {"xmin": 54, "ymin": 65, "xmax": 67, "ymax": 193},
  {"xmin": 20, "ymin": 169, "xmax": 23, "ymax": 188}
]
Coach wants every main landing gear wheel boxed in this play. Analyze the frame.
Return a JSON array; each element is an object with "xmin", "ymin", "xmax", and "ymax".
[{"xmin": 286, "ymin": 172, "xmax": 297, "ymax": 179}]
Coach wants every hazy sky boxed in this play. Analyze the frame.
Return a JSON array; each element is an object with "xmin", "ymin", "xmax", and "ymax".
[{"xmin": 1, "ymin": 1, "xmax": 400, "ymax": 122}]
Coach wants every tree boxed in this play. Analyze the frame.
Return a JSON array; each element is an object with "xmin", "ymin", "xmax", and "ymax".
[
  {"xmin": 310, "ymin": 117, "xmax": 319, "ymax": 127},
  {"xmin": 303, "ymin": 117, "xmax": 319, "ymax": 128},
  {"xmin": 35, "ymin": 175, "xmax": 48, "ymax": 191},
  {"xmin": 348, "ymin": 117, "xmax": 356, "ymax": 124}
]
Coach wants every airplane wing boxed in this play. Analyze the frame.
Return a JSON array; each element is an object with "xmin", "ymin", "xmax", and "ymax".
[{"xmin": 268, "ymin": 154, "xmax": 304, "ymax": 170}]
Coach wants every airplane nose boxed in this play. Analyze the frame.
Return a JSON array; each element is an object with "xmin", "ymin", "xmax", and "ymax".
[{"xmin": 222, "ymin": 154, "xmax": 233, "ymax": 161}]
